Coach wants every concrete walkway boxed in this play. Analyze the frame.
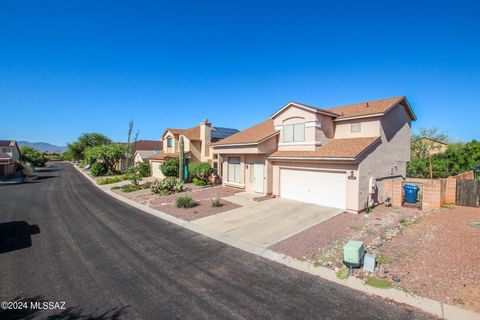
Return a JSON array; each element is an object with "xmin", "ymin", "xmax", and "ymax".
[{"xmin": 192, "ymin": 193, "xmax": 343, "ymax": 247}]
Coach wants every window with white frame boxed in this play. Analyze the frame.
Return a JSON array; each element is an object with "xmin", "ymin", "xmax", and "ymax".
[
  {"xmin": 167, "ymin": 137, "xmax": 173, "ymax": 147},
  {"xmin": 351, "ymin": 123, "xmax": 361, "ymax": 133},
  {"xmin": 1, "ymin": 148, "xmax": 9, "ymax": 153},
  {"xmin": 227, "ymin": 157, "xmax": 241, "ymax": 183},
  {"xmin": 283, "ymin": 123, "xmax": 305, "ymax": 142}
]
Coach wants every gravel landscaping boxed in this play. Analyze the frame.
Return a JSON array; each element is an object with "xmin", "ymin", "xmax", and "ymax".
[
  {"xmin": 112, "ymin": 184, "xmax": 242, "ymax": 221},
  {"xmin": 271, "ymin": 204, "xmax": 480, "ymax": 313}
]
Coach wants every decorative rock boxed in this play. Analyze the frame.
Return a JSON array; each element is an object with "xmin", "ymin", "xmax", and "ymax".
[{"xmin": 392, "ymin": 275, "xmax": 401, "ymax": 282}]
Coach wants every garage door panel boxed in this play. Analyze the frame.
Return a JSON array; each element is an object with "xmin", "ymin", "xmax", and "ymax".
[{"xmin": 280, "ymin": 169, "xmax": 346, "ymax": 210}]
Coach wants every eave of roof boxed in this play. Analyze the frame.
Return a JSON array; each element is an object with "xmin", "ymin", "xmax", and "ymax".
[{"xmin": 268, "ymin": 137, "xmax": 381, "ymax": 161}]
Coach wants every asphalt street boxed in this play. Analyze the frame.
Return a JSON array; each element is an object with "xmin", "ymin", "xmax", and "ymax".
[{"xmin": 0, "ymin": 162, "xmax": 434, "ymax": 319}]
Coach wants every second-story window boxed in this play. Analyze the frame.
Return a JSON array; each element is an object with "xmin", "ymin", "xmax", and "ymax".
[
  {"xmin": 2, "ymin": 148, "xmax": 10, "ymax": 153},
  {"xmin": 351, "ymin": 123, "xmax": 361, "ymax": 133},
  {"xmin": 283, "ymin": 123, "xmax": 305, "ymax": 142},
  {"xmin": 167, "ymin": 137, "xmax": 173, "ymax": 147}
]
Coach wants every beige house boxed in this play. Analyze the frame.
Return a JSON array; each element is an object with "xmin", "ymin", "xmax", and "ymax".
[
  {"xmin": 212, "ymin": 96, "xmax": 416, "ymax": 213},
  {"xmin": 133, "ymin": 140, "xmax": 163, "ymax": 165},
  {"xmin": 0, "ymin": 140, "xmax": 21, "ymax": 177},
  {"xmin": 149, "ymin": 120, "xmax": 238, "ymax": 179}
]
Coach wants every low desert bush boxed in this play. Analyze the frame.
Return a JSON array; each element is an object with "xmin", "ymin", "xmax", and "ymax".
[
  {"xmin": 175, "ymin": 194, "xmax": 197, "ymax": 208},
  {"xmin": 211, "ymin": 197, "xmax": 221, "ymax": 207},
  {"xmin": 96, "ymin": 175, "xmax": 127, "ymax": 185},
  {"xmin": 365, "ymin": 277, "xmax": 391, "ymax": 289},
  {"xmin": 193, "ymin": 177, "xmax": 207, "ymax": 186}
]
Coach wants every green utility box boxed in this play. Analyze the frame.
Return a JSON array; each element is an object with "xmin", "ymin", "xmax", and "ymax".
[{"xmin": 343, "ymin": 240, "xmax": 365, "ymax": 268}]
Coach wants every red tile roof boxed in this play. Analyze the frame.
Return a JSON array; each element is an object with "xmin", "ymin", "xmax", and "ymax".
[
  {"xmin": 148, "ymin": 151, "xmax": 191, "ymax": 160},
  {"xmin": 212, "ymin": 120, "xmax": 277, "ymax": 146},
  {"xmin": 269, "ymin": 137, "xmax": 380, "ymax": 159},
  {"xmin": 324, "ymin": 96, "xmax": 412, "ymax": 120},
  {"xmin": 134, "ymin": 140, "xmax": 163, "ymax": 151}
]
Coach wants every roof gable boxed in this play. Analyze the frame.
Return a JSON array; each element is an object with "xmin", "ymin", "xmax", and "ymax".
[
  {"xmin": 270, "ymin": 102, "xmax": 339, "ymax": 120},
  {"xmin": 212, "ymin": 119, "xmax": 277, "ymax": 146}
]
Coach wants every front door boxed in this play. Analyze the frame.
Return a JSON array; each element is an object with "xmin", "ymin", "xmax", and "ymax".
[{"xmin": 253, "ymin": 164, "xmax": 264, "ymax": 193}]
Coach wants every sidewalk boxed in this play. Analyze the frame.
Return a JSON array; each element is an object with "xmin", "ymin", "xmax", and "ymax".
[{"xmin": 73, "ymin": 164, "xmax": 480, "ymax": 320}]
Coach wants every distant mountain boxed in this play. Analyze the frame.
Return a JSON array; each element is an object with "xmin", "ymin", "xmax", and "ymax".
[{"xmin": 18, "ymin": 141, "xmax": 68, "ymax": 152}]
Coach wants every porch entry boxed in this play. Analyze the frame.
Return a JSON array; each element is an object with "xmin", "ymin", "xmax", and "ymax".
[{"xmin": 251, "ymin": 163, "xmax": 264, "ymax": 193}]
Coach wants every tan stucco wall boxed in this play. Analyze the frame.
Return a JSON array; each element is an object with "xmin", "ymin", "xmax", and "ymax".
[
  {"xmin": 357, "ymin": 104, "xmax": 412, "ymax": 210},
  {"xmin": 334, "ymin": 118, "xmax": 381, "ymax": 139},
  {"xmin": 150, "ymin": 159, "xmax": 165, "ymax": 179},
  {"xmin": 221, "ymin": 154, "xmax": 270, "ymax": 194},
  {"xmin": 271, "ymin": 160, "xmax": 360, "ymax": 212},
  {"xmin": 163, "ymin": 132, "xmax": 178, "ymax": 153},
  {"xmin": 274, "ymin": 106, "xmax": 335, "ymax": 151},
  {"xmin": 134, "ymin": 153, "xmax": 144, "ymax": 164},
  {"xmin": 214, "ymin": 135, "xmax": 278, "ymax": 155}
]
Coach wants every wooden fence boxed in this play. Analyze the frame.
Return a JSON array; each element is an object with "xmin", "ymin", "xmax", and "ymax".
[{"xmin": 456, "ymin": 180, "xmax": 480, "ymax": 207}]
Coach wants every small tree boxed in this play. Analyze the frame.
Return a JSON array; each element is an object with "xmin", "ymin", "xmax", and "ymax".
[
  {"xmin": 178, "ymin": 136, "xmax": 185, "ymax": 181},
  {"xmin": 411, "ymin": 127, "xmax": 449, "ymax": 180},
  {"xmin": 20, "ymin": 146, "xmax": 47, "ymax": 167},
  {"xmin": 160, "ymin": 159, "xmax": 179, "ymax": 177},
  {"xmin": 136, "ymin": 162, "xmax": 151, "ymax": 177},
  {"xmin": 84, "ymin": 143, "xmax": 126, "ymax": 173}
]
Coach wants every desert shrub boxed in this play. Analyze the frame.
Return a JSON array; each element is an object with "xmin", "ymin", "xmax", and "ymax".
[
  {"xmin": 365, "ymin": 277, "xmax": 391, "ymax": 289},
  {"xmin": 136, "ymin": 162, "xmax": 151, "ymax": 178},
  {"xmin": 96, "ymin": 175, "xmax": 126, "ymax": 185},
  {"xmin": 150, "ymin": 180, "xmax": 163, "ymax": 194},
  {"xmin": 336, "ymin": 268, "xmax": 349, "ymax": 280},
  {"xmin": 121, "ymin": 184, "xmax": 143, "ymax": 193},
  {"xmin": 192, "ymin": 177, "xmax": 207, "ymax": 186},
  {"xmin": 161, "ymin": 177, "xmax": 182, "ymax": 192},
  {"xmin": 150, "ymin": 178, "xmax": 184, "ymax": 195},
  {"xmin": 126, "ymin": 167, "xmax": 141, "ymax": 185},
  {"xmin": 211, "ymin": 197, "xmax": 221, "ymax": 207},
  {"xmin": 188, "ymin": 162, "xmax": 213, "ymax": 182},
  {"xmin": 91, "ymin": 162, "xmax": 108, "ymax": 176},
  {"xmin": 175, "ymin": 194, "xmax": 197, "ymax": 208},
  {"xmin": 160, "ymin": 159, "xmax": 179, "ymax": 177}
]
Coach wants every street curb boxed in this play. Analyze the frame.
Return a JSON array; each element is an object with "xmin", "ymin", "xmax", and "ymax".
[{"xmin": 73, "ymin": 165, "xmax": 480, "ymax": 320}]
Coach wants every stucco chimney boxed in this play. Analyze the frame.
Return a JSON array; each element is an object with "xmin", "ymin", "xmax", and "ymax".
[{"xmin": 200, "ymin": 119, "xmax": 212, "ymax": 161}]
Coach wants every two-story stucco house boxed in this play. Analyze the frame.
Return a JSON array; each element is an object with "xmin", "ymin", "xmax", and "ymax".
[
  {"xmin": 0, "ymin": 140, "xmax": 21, "ymax": 178},
  {"xmin": 149, "ymin": 120, "xmax": 239, "ymax": 179},
  {"xmin": 212, "ymin": 96, "xmax": 416, "ymax": 213}
]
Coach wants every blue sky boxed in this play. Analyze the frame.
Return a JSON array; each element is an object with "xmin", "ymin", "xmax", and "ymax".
[{"xmin": 1, "ymin": 0, "xmax": 479, "ymax": 145}]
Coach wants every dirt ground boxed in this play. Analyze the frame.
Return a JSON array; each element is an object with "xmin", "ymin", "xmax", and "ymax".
[
  {"xmin": 112, "ymin": 184, "xmax": 242, "ymax": 221},
  {"xmin": 271, "ymin": 205, "xmax": 480, "ymax": 312},
  {"xmin": 378, "ymin": 206, "xmax": 480, "ymax": 312},
  {"xmin": 270, "ymin": 205, "xmax": 421, "ymax": 260}
]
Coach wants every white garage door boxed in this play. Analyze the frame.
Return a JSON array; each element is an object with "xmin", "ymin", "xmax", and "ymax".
[{"xmin": 280, "ymin": 169, "xmax": 346, "ymax": 209}]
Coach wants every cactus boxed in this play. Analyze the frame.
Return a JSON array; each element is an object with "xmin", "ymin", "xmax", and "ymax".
[{"xmin": 179, "ymin": 136, "xmax": 185, "ymax": 181}]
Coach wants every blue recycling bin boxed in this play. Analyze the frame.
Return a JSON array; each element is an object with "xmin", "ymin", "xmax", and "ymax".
[{"xmin": 403, "ymin": 184, "xmax": 419, "ymax": 204}]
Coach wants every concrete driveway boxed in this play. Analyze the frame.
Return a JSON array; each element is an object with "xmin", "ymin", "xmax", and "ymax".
[{"xmin": 192, "ymin": 193, "xmax": 343, "ymax": 248}]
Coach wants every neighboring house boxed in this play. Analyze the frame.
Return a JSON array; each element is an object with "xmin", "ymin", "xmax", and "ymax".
[
  {"xmin": 115, "ymin": 140, "xmax": 163, "ymax": 172},
  {"xmin": 212, "ymin": 96, "xmax": 416, "ymax": 213},
  {"xmin": 0, "ymin": 140, "xmax": 21, "ymax": 177},
  {"xmin": 133, "ymin": 140, "xmax": 163, "ymax": 164},
  {"xmin": 415, "ymin": 137, "xmax": 448, "ymax": 156},
  {"xmin": 149, "ymin": 120, "xmax": 238, "ymax": 179}
]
